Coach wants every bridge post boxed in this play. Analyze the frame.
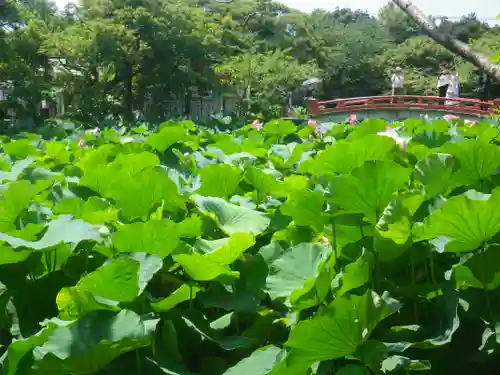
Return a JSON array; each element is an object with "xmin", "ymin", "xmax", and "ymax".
[{"xmin": 306, "ymin": 98, "xmax": 320, "ymax": 115}]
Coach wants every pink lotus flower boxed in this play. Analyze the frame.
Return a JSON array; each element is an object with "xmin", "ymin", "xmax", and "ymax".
[
  {"xmin": 251, "ymin": 120, "xmax": 263, "ymax": 130},
  {"xmin": 319, "ymin": 236, "xmax": 329, "ymax": 245},
  {"xmin": 91, "ymin": 127, "xmax": 101, "ymax": 136},
  {"xmin": 308, "ymin": 119, "xmax": 318, "ymax": 128},
  {"xmin": 377, "ymin": 126, "xmax": 411, "ymax": 152},
  {"xmin": 314, "ymin": 125, "xmax": 324, "ymax": 137},
  {"xmin": 443, "ymin": 114, "xmax": 460, "ymax": 121},
  {"xmin": 348, "ymin": 113, "xmax": 357, "ymax": 124},
  {"xmin": 465, "ymin": 119, "xmax": 478, "ymax": 126},
  {"xmin": 78, "ymin": 139, "xmax": 87, "ymax": 148}
]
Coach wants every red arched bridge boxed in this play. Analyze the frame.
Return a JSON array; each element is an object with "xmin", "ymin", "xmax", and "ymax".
[{"xmin": 307, "ymin": 95, "xmax": 500, "ymax": 122}]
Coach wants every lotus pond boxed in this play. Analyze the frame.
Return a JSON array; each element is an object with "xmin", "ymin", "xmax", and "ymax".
[{"xmin": 1, "ymin": 116, "xmax": 500, "ymax": 375}]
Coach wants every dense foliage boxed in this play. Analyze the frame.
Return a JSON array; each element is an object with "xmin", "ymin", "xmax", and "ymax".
[
  {"xmin": 1, "ymin": 114, "xmax": 500, "ymax": 374},
  {"xmin": 1, "ymin": 0, "xmax": 500, "ymax": 124}
]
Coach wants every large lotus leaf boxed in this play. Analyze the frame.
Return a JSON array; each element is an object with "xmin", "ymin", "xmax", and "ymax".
[
  {"xmin": 145, "ymin": 125, "xmax": 186, "ymax": 152},
  {"xmin": 193, "ymin": 195, "xmax": 270, "ymax": 235},
  {"xmin": 3, "ymin": 324, "xmax": 55, "ymax": 375},
  {"xmin": 3, "ymin": 139, "xmax": 39, "ymax": 158},
  {"xmin": 205, "ymin": 232, "xmax": 255, "ymax": 265},
  {"xmin": 414, "ymin": 153, "xmax": 456, "ymax": 197},
  {"xmin": 414, "ymin": 189, "xmax": 500, "ymax": 253},
  {"xmin": 336, "ymin": 250, "xmax": 374, "ymax": 297},
  {"xmin": 285, "ymin": 291, "xmax": 400, "ymax": 367},
  {"xmin": 453, "ymin": 244, "xmax": 500, "ymax": 290},
  {"xmin": 175, "ymin": 233, "xmax": 253, "ymax": 281},
  {"xmin": 245, "ymin": 167, "xmax": 278, "ymax": 196},
  {"xmin": 32, "ymin": 310, "xmax": 159, "ymax": 375},
  {"xmin": 44, "ymin": 140, "xmax": 72, "ymax": 165},
  {"xmin": 375, "ymin": 190, "xmax": 425, "ymax": 261},
  {"xmin": 222, "ymin": 346, "xmax": 283, "ymax": 375},
  {"xmin": 79, "ymin": 155, "xmax": 184, "ymax": 219},
  {"xmin": 113, "ymin": 219, "xmax": 180, "ymax": 258},
  {"xmin": 196, "ymin": 237, "xmax": 230, "ymax": 253},
  {"xmin": 265, "ymin": 243, "xmax": 332, "ymax": 300},
  {"xmin": 0, "ymin": 224, "xmax": 45, "ymax": 265},
  {"xmin": 329, "ymin": 161, "xmax": 411, "ymax": 223},
  {"xmin": 76, "ymin": 145, "xmax": 116, "ymax": 175},
  {"xmin": 290, "ymin": 260, "xmax": 335, "ymax": 312},
  {"xmin": 0, "ymin": 157, "xmax": 34, "ymax": 182},
  {"xmin": 280, "ymin": 189, "xmax": 325, "ymax": 229},
  {"xmin": 274, "ymin": 143, "xmax": 313, "ymax": 169},
  {"xmin": 106, "ymin": 167, "xmax": 185, "ymax": 219},
  {"xmin": 0, "ymin": 180, "xmax": 41, "ymax": 231},
  {"xmin": 347, "ymin": 118, "xmax": 388, "ymax": 140},
  {"xmin": 0, "ymin": 215, "xmax": 101, "ymax": 250},
  {"xmin": 56, "ymin": 287, "xmax": 121, "ymax": 320},
  {"xmin": 271, "ymin": 175, "xmax": 310, "ymax": 198},
  {"xmin": 209, "ymin": 135, "xmax": 242, "ymax": 155},
  {"xmin": 196, "ymin": 164, "xmax": 242, "ymax": 198},
  {"xmin": 439, "ymin": 139, "xmax": 500, "ymax": 188},
  {"xmin": 300, "ymin": 135, "xmax": 396, "ymax": 176},
  {"xmin": 112, "ymin": 151, "xmax": 160, "ymax": 175},
  {"xmin": 67, "ymin": 253, "xmax": 162, "ymax": 303},
  {"xmin": 151, "ymin": 284, "xmax": 201, "ymax": 312},
  {"xmin": 175, "ymin": 253, "xmax": 238, "ymax": 281},
  {"xmin": 54, "ymin": 196, "xmax": 118, "ymax": 224},
  {"xmin": 263, "ymin": 120, "xmax": 297, "ymax": 137},
  {"xmin": 80, "ymin": 151, "xmax": 159, "ymax": 194},
  {"xmin": 176, "ymin": 215, "xmax": 203, "ymax": 238}
]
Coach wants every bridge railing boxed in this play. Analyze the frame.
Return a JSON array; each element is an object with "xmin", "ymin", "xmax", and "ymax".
[{"xmin": 307, "ymin": 95, "xmax": 500, "ymax": 116}]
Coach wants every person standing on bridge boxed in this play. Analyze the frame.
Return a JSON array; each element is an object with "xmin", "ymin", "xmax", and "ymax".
[
  {"xmin": 437, "ymin": 69, "xmax": 449, "ymax": 105},
  {"xmin": 391, "ymin": 67, "xmax": 405, "ymax": 103},
  {"xmin": 391, "ymin": 67, "xmax": 405, "ymax": 96}
]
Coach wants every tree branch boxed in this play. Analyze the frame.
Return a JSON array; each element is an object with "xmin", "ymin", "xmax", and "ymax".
[{"xmin": 391, "ymin": 0, "xmax": 500, "ymax": 81}]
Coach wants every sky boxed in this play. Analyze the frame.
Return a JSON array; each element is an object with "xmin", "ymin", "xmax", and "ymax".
[
  {"xmin": 281, "ymin": 0, "xmax": 499, "ymax": 20},
  {"xmin": 53, "ymin": 0, "xmax": 500, "ymax": 22}
]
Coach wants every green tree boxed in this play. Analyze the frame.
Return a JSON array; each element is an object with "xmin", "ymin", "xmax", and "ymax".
[{"xmin": 215, "ymin": 49, "xmax": 321, "ymax": 116}]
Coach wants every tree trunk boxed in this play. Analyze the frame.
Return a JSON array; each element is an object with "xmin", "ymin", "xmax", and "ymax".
[
  {"xmin": 123, "ymin": 61, "xmax": 134, "ymax": 122},
  {"xmin": 391, "ymin": 0, "xmax": 500, "ymax": 82}
]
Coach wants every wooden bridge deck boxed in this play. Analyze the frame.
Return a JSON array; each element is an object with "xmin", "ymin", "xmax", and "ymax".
[{"xmin": 307, "ymin": 95, "xmax": 499, "ymax": 120}]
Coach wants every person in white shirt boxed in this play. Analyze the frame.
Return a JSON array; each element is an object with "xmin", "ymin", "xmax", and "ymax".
[
  {"xmin": 437, "ymin": 69, "xmax": 449, "ymax": 105},
  {"xmin": 391, "ymin": 67, "xmax": 405, "ymax": 96},
  {"xmin": 445, "ymin": 68, "xmax": 460, "ymax": 105}
]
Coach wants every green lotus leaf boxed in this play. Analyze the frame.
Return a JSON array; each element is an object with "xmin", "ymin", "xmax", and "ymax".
[
  {"xmin": 280, "ymin": 189, "xmax": 326, "ymax": 229},
  {"xmin": 284, "ymin": 291, "xmax": 400, "ymax": 367},
  {"xmin": 54, "ymin": 196, "xmax": 118, "ymax": 224},
  {"xmin": 0, "ymin": 215, "xmax": 101, "ymax": 250},
  {"xmin": 415, "ymin": 189, "xmax": 500, "ymax": 253},
  {"xmin": 300, "ymin": 135, "xmax": 395, "ymax": 176},
  {"xmin": 113, "ymin": 219, "xmax": 180, "ymax": 258},
  {"xmin": 33, "ymin": 310, "xmax": 159, "ymax": 374},
  {"xmin": 329, "ymin": 160, "xmax": 411, "ymax": 223},
  {"xmin": 193, "ymin": 195, "xmax": 270, "ymax": 235},
  {"xmin": 439, "ymin": 139, "xmax": 500, "ymax": 188},
  {"xmin": 265, "ymin": 243, "xmax": 332, "ymax": 302},
  {"xmin": 222, "ymin": 346, "xmax": 283, "ymax": 375},
  {"xmin": 197, "ymin": 163, "xmax": 242, "ymax": 198}
]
